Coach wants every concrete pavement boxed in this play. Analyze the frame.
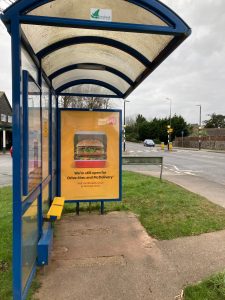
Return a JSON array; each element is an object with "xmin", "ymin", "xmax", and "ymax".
[
  {"xmin": 0, "ymin": 153, "xmax": 12, "ymax": 186},
  {"xmin": 35, "ymin": 212, "xmax": 225, "ymax": 300}
]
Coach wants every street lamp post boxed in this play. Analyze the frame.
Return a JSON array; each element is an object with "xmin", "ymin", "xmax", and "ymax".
[
  {"xmin": 123, "ymin": 100, "xmax": 130, "ymax": 152},
  {"xmin": 196, "ymin": 104, "xmax": 202, "ymax": 150},
  {"xmin": 166, "ymin": 97, "xmax": 172, "ymax": 150}
]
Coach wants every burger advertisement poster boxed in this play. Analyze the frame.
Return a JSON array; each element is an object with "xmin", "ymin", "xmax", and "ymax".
[{"xmin": 60, "ymin": 109, "xmax": 121, "ymax": 201}]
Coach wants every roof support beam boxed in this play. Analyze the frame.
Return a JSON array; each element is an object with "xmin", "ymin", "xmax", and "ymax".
[
  {"xmin": 3, "ymin": 0, "xmax": 190, "ymax": 35},
  {"xmin": 58, "ymin": 93, "xmax": 120, "ymax": 98},
  {"xmin": 36, "ymin": 36, "xmax": 151, "ymax": 67},
  {"xmin": 19, "ymin": 15, "xmax": 190, "ymax": 36},
  {"xmin": 56, "ymin": 79, "xmax": 124, "ymax": 97},
  {"xmin": 49, "ymin": 63, "xmax": 134, "ymax": 86},
  {"xmin": 124, "ymin": 35, "xmax": 186, "ymax": 98}
]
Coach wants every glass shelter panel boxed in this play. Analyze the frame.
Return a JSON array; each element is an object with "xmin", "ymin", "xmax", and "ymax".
[
  {"xmin": 22, "ymin": 199, "xmax": 38, "ymax": 290},
  {"xmin": 52, "ymin": 94, "xmax": 57, "ymax": 198},
  {"xmin": 42, "ymin": 44, "xmax": 145, "ymax": 81},
  {"xmin": 27, "ymin": 77, "xmax": 42, "ymax": 194},
  {"xmin": 28, "ymin": 0, "xmax": 169, "ymax": 26},
  {"xmin": 52, "ymin": 69, "xmax": 130, "ymax": 93},
  {"xmin": 42, "ymin": 185, "xmax": 49, "ymax": 215},
  {"xmin": 22, "ymin": 25, "xmax": 173, "ymax": 62},
  {"xmin": 21, "ymin": 47, "xmax": 38, "ymax": 83},
  {"xmin": 42, "ymin": 78, "xmax": 49, "ymax": 180}
]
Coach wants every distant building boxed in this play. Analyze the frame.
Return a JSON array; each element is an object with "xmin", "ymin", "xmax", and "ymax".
[{"xmin": 0, "ymin": 91, "xmax": 12, "ymax": 152}]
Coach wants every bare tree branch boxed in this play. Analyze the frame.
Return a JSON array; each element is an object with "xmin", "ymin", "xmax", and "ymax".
[{"xmin": 60, "ymin": 96, "xmax": 111, "ymax": 109}]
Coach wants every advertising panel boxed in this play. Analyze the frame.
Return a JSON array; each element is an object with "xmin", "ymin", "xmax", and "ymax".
[{"xmin": 60, "ymin": 109, "xmax": 121, "ymax": 201}]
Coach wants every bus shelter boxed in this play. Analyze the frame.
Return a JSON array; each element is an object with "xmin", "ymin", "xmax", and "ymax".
[{"xmin": 1, "ymin": 1, "xmax": 191, "ymax": 299}]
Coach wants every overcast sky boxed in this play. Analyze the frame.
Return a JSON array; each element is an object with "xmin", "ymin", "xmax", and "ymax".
[{"xmin": 1, "ymin": 0, "xmax": 225, "ymax": 124}]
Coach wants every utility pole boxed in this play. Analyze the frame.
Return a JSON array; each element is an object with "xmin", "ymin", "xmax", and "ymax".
[
  {"xmin": 196, "ymin": 104, "xmax": 202, "ymax": 150},
  {"xmin": 123, "ymin": 100, "xmax": 130, "ymax": 152},
  {"xmin": 181, "ymin": 130, "xmax": 184, "ymax": 148},
  {"xmin": 166, "ymin": 97, "xmax": 172, "ymax": 150}
]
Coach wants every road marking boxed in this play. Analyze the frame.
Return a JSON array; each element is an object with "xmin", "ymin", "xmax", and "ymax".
[
  {"xmin": 201, "ymin": 155, "xmax": 215, "ymax": 159},
  {"xmin": 164, "ymin": 164, "xmax": 202, "ymax": 176},
  {"xmin": 184, "ymin": 171, "xmax": 197, "ymax": 176}
]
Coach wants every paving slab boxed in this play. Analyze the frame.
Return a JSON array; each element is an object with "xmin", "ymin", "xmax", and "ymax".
[
  {"xmin": 35, "ymin": 212, "xmax": 225, "ymax": 300},
  {"xmin": 0, "ymin": 153, "xmax": 12, "ymax": 186}
]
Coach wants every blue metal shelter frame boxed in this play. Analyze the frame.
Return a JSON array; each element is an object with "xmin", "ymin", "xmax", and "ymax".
[
  {"xmin": 58, "ymin": 108, "xmax": 122, "ymax": 202},
  {"xmin": 1, "ymin": 1, "xmax": 191, "ymax": 299}
]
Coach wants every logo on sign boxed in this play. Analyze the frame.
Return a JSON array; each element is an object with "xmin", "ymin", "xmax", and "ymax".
[{"xmin": 90, "ymin": 8, "xmax": 112, "ymax": 22}]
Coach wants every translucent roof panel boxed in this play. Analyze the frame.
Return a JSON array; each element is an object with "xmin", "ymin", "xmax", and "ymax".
[
  {"xmin": 2, "ymin": 0, "xmax": 191, "ymax": 99},
  {"xmin": 22, "ymin": 25, "xmax": 173, "ymax": 63},
  {"xmin": 61, "ymin": 84, "xmax": 116, "ymax": 96},
  {"xmin": 52, "ymin": 69, "xmax": 130, "ymax": 94},
  {"xmin": 28, "ymin": 0, "xmax": 168, "ymax": 26},
  {"xmin": 42, "ymin": 43, "xmax": 145, "ymax": 82}
]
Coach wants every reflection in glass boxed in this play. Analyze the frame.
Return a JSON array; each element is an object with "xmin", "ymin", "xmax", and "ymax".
[
  {"xmin": 28, "ymin": 78, "xmax": 42, "ymax": 193},
  {"xmin": 22, "ymin": 200, "xmax": 38, "ymax": 290},
  {"xmin": 52, "ymin": 95, "xmax": 57, "ymax": 198},
  {"xmin": 42, "ymin": 185, "xmax": 49, "ymax": 215},
  {"xmin": 42, "ymin": 78, "xmax": 49, "ymax": 180}
]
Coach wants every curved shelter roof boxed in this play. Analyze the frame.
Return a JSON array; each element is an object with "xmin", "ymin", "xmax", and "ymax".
[{"xmin": 2, "ymin": 0, "xmax": 191, "ymax": 98}]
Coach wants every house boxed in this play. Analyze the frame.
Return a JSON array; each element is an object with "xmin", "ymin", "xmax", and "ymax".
[{"xmin": 0, "ymin": 91, "xmax": 12, "ymax": 152}]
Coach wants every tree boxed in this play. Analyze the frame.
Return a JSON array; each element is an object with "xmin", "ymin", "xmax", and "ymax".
[
  {"xmin": 136, "ymin": 114, "xmax": 146, "ymax": 126},
  {"xmin": 204, "ymin": 113, "xmax": 225, "ymax": 128},
  {"xmin": 170, "ymin": 115, "xmax": 189, "ymax": 140},
  {"xmin": 126, "ymin": 114, "xmax": 190, "ymax": 143},
  {"xmin": 59, "ymin": 96, "xmax": 111, "ymax": 109},
  {"xmin": 138, "ymin": 121, "xmax": 152, "ymax": 141}
]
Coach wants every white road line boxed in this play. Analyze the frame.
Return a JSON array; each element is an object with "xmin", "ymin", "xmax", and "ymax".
[
  {"xmin": 164, "ymin": 163, "xmax": 202, "ymax": 176},
  {"xmin": 201, "ymin": 155, "xmax": 215, "ymax": 159},
  {"xmin": 184, "ymin": 172, "xmax": 196, "ymax": 176}
]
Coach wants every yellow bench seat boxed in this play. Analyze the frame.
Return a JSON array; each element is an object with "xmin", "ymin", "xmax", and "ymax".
[{"xmin": 47, "ymin": 197, "xmax": 65, "ymax": 220}]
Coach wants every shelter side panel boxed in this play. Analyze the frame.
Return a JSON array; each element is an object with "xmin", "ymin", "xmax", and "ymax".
[{"xmin": 60, "ymin": 110, "xmax": 120, "ymax": 201}]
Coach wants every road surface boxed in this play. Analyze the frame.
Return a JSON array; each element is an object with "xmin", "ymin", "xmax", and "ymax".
[
  {"xmin": 0, "ymin": 153, "xmax": 12, "ymax": 186},
  {"xmin": 125, "ymin": 142, "xmax": 225, "ymax": 186}
]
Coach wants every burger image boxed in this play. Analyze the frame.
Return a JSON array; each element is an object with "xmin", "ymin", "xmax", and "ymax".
[
  {"xmin": 75, "ymin": 139, "xmax": 106, "ymax": 160},
  {"xmin": 74, "ymin": 131, "xmax": 107, "ymax": 168}
]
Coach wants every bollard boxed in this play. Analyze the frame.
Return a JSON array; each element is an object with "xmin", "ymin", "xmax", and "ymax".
[
  {"xmin": 169, "ymin": 142, "xmax": 173, "ymax": 151},
  {"xmin": 161, "ymin": 142, "xmax": 165, "ymax": 150}
]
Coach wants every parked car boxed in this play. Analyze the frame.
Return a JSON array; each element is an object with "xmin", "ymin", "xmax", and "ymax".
[{"xmin": 143, "ymin": 139, "xmax": 155, "ymax": 147}]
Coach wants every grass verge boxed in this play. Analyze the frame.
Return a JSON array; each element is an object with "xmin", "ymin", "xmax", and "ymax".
[
  {"xmin": 184, "ymin": 271, "xmax": 225, "ymax": 300},
  {"xmin": 65, "ymin": 171, "xmax": 225, "ymax": 240},
  {"xmin": 0, "ymin": 186, "xmax": 12, "ymax": 300},
  {"xmin": 3, "ymin": 171, "xmax": 225, "ymax": 298}
]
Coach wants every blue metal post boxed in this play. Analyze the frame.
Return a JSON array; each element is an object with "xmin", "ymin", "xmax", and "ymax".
[
  {"xmin": 76, "ymin": 202, "xmax": 80, "ymax": 215},
  {"xmin": 100, "ymin": 201, "xmax": 104, "ymax": 215},
  {"xmin": 49, "ymin": 90, "xmax": 53, "ymax": 203},
  {"xmin": 56, "ymin": 96, "xmax": 60, "ymax": 196},
  {"xmin": 11, "ymin": 15, "xmax": 22, "ymax": 300},
  {"xmin": 38, "ymin": 68, "xmax": 43, "ymax": 239}
]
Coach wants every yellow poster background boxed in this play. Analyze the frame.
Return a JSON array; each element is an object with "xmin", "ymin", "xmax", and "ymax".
[{"xmin": 60, "ymin": 110, "xmax": 121, "ymax": 200}]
